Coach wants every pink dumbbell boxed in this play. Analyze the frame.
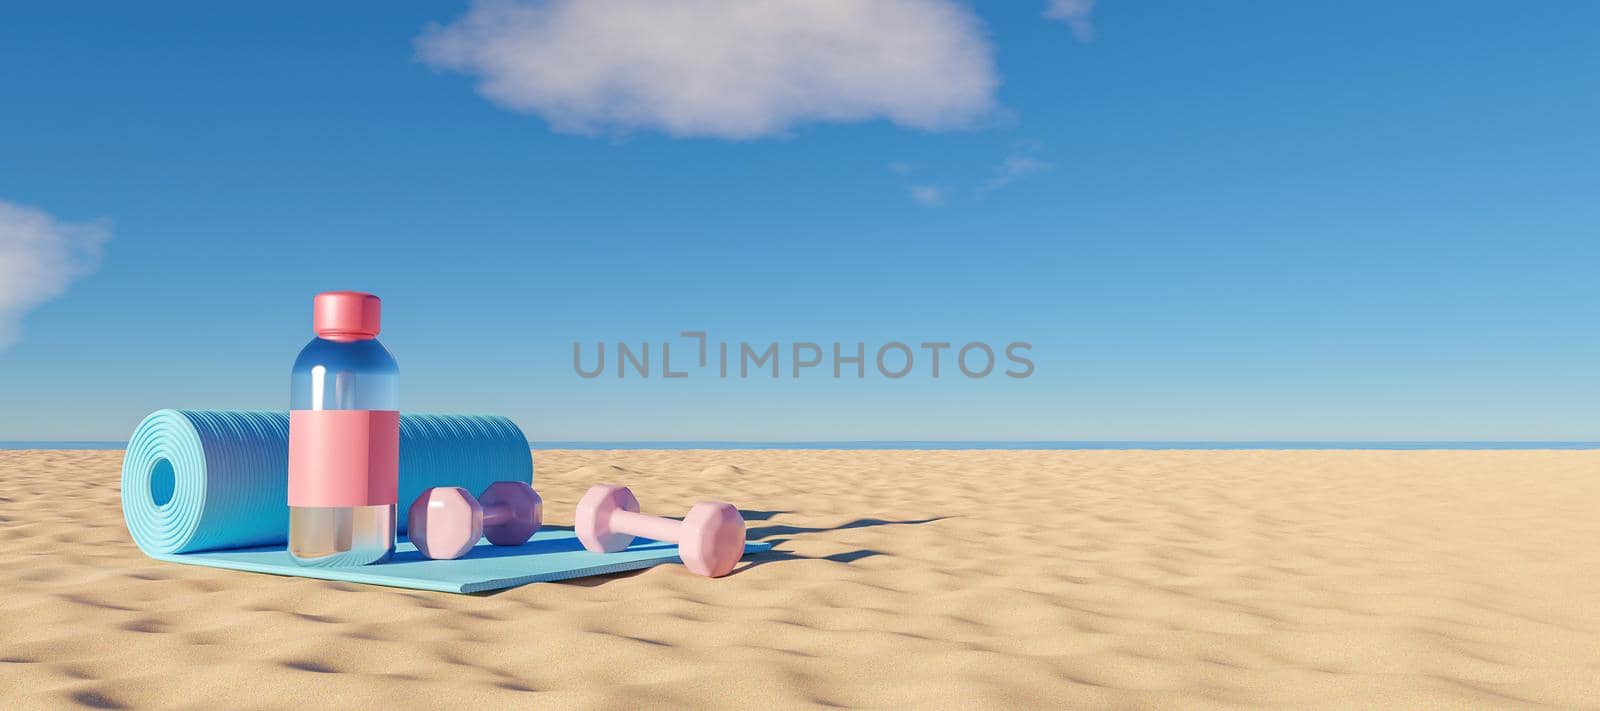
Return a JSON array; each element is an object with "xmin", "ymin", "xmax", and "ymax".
[
  {"xmin": 408, "ymin": 481, "xmax": 542, "ymax": 560},
  {"xmin": 575, "ymin": 484, "xmax": 746, "ymax": 578}
]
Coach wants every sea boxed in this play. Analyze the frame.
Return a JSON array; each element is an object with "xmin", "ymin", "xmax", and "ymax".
[{"xmin": 3, "ymin": 441, "xmax": 1597, "ymax": 451}]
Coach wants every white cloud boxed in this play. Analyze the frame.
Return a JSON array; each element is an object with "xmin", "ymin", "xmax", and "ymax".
[
  {"xmin": 909, "ymin": 185, "xmax": 945, "ymax": 206},
  {"xmin": 1045, "ymin": 0, "xmax": 1096, "ymax": 41},
  {"xmin": 980, "ymin": 143, "xmax": 1053, "ymax": 195},
  {"xmin": 0, "ymin": 200, "xmax": 109, "ymax": 348},
  {"xmin": 417, "ymin": 0, "xmax": 998, "ymax": 139}
]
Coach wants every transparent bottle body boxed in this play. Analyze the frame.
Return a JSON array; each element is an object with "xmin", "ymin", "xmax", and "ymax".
[{"xmin": 288, "ymin": 337, "xmax": 398, "ymax": 567}]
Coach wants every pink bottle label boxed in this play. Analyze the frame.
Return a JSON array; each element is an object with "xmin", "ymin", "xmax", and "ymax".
[{"xmin": 287, "ymin": 409, "xmax": 400, "ymax": 507}]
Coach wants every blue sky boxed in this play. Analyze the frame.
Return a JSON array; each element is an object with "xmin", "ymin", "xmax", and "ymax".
[{"xmin": 1, "ymin": 1, "xmax": 1597, "ymax": 441}]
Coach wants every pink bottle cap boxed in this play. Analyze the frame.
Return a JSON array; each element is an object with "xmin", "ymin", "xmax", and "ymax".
[{"xmin": 313, "ymin": 291, "xmax": 381, "ymax": 341}]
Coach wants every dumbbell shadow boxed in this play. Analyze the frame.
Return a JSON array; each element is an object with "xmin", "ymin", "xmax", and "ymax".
[
  {"xmin": 546, "ymin": 511, "xmax": 948, "ymax": 582},
  {"xmin": 718, "ymin": 512, "xmax": 948, "ymax": 577},
  {"xmin": 742, "ymin": 514, "xmax": 947, "ymax": 540}
]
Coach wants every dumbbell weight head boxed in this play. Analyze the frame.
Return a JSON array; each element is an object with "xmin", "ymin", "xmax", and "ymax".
[
  {"xmin": 479, "ymin": 481, "xmax": 542, "ymax": 546},
  {"xmin": 574, "ymin": 484, "xmax": 640, "ymax": 553},
  {"xmin": 407, "ymin": 486, "xmax": 482, "ymax": 561},
  {"xmin": 678, "ymin": 501, "xmax": 746, "ymax": 578}
]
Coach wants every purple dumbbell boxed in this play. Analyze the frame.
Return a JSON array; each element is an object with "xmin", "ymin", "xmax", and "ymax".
[
  {"xmin": 408, "ymin": 481, "xmax": 542, "ymax": 560},
  {"xmin": 575, "ymin": 484, "xmax": 746, "ymax": 578}
]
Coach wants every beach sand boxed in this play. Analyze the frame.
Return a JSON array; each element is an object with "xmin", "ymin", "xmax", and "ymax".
[{"xmin": 2, "ymin": 449, "xmax": 1599, "ymax": 709}]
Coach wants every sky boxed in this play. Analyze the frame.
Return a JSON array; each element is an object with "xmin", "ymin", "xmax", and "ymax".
[{"xmin": 1, "ymin": 1, "xmax": 1597, "ymax": 441}]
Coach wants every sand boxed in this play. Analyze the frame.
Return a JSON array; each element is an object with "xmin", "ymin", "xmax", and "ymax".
[{"xmin": 2, "ymin": 449, "xmax": 1599, "ymax": 709}]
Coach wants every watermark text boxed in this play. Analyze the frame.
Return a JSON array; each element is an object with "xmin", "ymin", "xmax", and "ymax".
[{"xmin": 574, "ymin": 331, "xmax": 1033, "ymax": 380}]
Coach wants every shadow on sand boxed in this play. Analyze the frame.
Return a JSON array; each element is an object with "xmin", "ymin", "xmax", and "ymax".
[
  {"xmin": 514, "ymin": 510, "xmax": 946, "ymax": 590},
  {"xmin": 721, "ymin": 511, "xmax": 948, "ymax": 577}
]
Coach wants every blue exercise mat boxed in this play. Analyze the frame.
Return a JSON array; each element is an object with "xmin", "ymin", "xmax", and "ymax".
[
  {"xmin": 122, "ymin": 410, "xmax": 768, "ymax": 592},
  {"xmin": 153, "ymin": 530, "xmax": 770, "ymax": 594}
]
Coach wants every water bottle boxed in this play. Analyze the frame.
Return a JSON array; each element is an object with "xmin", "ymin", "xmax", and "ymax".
[{"xmin": 287, "ymin": 291, "xmax": 399, "ymax": 566}]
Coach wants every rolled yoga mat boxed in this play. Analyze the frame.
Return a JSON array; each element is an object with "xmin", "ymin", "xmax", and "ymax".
[
  {"xmin": 122, "ymin": 409, "xmax": 533, "ymax": 554},
  {"xmin": 121, "ymin": 409, "xmax": 769, "ymax": 593}
]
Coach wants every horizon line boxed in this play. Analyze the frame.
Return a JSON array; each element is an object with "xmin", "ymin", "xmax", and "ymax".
[{"xmin": 4, "ymin": 439, "xmax": 1598, "ymax": 452}]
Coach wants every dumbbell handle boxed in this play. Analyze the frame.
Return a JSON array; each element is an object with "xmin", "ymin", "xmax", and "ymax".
[
  {"xmin": 481, "ymin": 503, "xmax": 515, "ymax": 527},
  {"xmin": 608, "ymin": 509, "xmax": 684, "ymax": 544}
]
